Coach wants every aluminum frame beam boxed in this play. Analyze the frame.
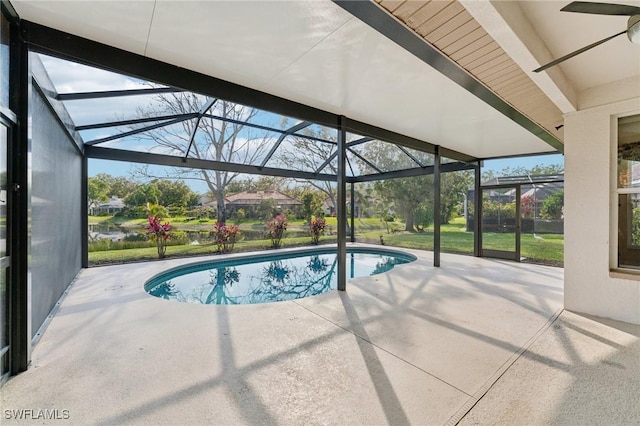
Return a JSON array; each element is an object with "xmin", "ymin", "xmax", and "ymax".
[
  {"xmin": 352, "ymin": 161, "xmax": 475, "ymax": 183},
  {"xmin": 397, "ymin": 145, "xmax": 425, "ymax": 167},
  {"xmin": 259, "ymin": 120, "xmax": 313, "ymax": 168},
  {"xmin": 336, "ymin": 117, "xmax": 347, "ymax": 291},
  {"xmin": 313, "ymin": 137, "xmax": 373, "ymax": 174},
  {"xmin": 184, "ymin": 97, "xmax": 217, "ymax": 160},
  {"xmin": 433, "ymin": 146, "xmax": 441, "ymax": 267},
  {"xmin": 86, "ymin": 146, "xmax": 338, "ymax": 182},
  {"xmin": 56, "ymin": 87, "xmax": 182, "ymax": 101},
  {"xmin": 75, "ymin": 113, "xmax": 192, "ymax": 131},
  {"xmin": 347, "ymin": 147, "xmax": 382, "ymax": 174},
  {"xmin": 85, "ymin": 114, "xmax": 197, "ymax": 146}
]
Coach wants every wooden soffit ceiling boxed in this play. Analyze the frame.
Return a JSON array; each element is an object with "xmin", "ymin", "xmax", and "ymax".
[{"xmin": 375, "ymin": 0, "xmax": 565, "ymax": 145}]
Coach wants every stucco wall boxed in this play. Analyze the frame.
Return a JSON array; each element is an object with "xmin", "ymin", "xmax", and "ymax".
[{"xmin": 564, "ymin": 97, "xmax": 640, "ymax": 324}]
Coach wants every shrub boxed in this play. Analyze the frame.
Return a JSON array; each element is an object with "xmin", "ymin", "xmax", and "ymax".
[
  {"xmin": 266, "ymin": 213, "xmax": 288, "ymax": 249},
  {"xmin": 258, "ymin": 198, "xmax": 278, "ymax": 221},
  {"xmin": 122, "ymin": 205, "xmax": 148, "ymax": 218},
  {"xmin": 187, "ymin": 206, "xmax": 216, "ymax": 219},
  {"xmin": 214, "ymin": 221, "xmax": 240, "ymax": 253},
  {"xmin": 148, "ymin": 204, "xmax": 169, "ymax": 220},
  {"xmin": 145, "ymin": 216, "xmax": 171, "ymax": 259},
  {"xmin": 168, "ymin": 230, "xmax": 189, "ymax": 245},
  {"xmin": 168, "ymin": 205, "xmax": 186, "ymax": 217},
  {"xmin": 540, "ymin": 190, "xmax": 564, "ymax": 220},
  {"xmin": 310, "ymin": 216, "xmax": 327, "ymax": 245},
  {"xmin": 232, "ymin": 208, "xmax": 246, "ymax": 223},
  {"xmin": 521, "ymin": 195, "xmax": 535, "ymax": 219}
]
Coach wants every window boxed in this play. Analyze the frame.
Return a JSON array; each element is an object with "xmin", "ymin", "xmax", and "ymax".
[{"xmin": 617, "ymin": 114, "xmax": 640, "ymax": 270}]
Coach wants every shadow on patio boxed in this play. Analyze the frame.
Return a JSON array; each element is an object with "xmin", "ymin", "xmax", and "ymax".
[{"xmin": 3, "ymin": 248, "xmax": 633, "ymax": 425}]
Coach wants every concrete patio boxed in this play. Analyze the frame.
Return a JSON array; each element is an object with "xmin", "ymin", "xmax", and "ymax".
[{"xmin": 1, "ymin": 246, "xmax": 638, "ymax": 425}]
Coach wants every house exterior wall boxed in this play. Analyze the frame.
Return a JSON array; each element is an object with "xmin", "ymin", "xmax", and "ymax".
[
  {"xmin": 564, "ymin": 96, "xmax": 640, "ymax": 325},
  {"xmin": 30, "ymin": 84, "xmax": 82, "ymax": 338}
]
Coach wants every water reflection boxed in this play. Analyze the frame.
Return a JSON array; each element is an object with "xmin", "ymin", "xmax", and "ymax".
[{"xmin": 147, "ymin": 281, "xmax": 178, "ymax": 300}]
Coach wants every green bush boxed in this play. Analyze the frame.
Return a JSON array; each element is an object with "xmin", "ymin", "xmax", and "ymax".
[
  {"xmin": 483, "ymin": 200, "xmax": 516, "ymax": 221},
  {"xmin": 148, "ymin": 204, "xmax": 169, "ymax": 219},
  {"xmin": 88, "ymin": 239, "xmax": 112, "ymax": 252},
  {"xmin": 540, "ymin": 190, "xmax": 564, "ymax": 220},
  {"xmin": 88, "ymin": 239, "xmax": 155, "ymax": 252},
  {"xmin": 168, "ymin": 206, "xmax": 186, "ymax": 217},
  {"xmin": 232, "ymin": 208, "xmax": 246, "ymax": 222},
  {"xmin": 169, "ymin": 230, "xmax": 190, "ymax": 245},
  {"xmin": 121, "ymin": 206, "xmax": 148, "ymax": 218}
]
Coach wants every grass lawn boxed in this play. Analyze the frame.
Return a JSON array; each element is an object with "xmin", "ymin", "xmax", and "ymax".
[
  {"xmin": 356, "ymin": 217, "xmax": 564, "ymax": 265},
  {"xmin": 88, "ymin": 235, "xmax": 338, "ymax": 265}
]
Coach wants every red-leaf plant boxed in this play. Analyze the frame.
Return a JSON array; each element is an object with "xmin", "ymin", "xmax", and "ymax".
[
  {"xmin": 214, "ymin": 221, "xmax": 240, "ymax": 254},
  {"xmin": 309, "ymin": 216, "xmax": 327, "ymax": 245},
  {"xmin": 146, "ymin": 215, "xmax": 171, "ymax": 259},
  {"xmin": 266, "ymin": 213, "xmax": 288, "ymax": 249}
]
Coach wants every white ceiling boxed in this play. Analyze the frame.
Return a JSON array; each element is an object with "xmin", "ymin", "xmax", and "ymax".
[
  {"xmin": 518, "ymin": 0, "xmax": 640, "ymax": 93},
  {"xmin": 11, "ymin": 0, "xmax": 640, "ymax": 159}
]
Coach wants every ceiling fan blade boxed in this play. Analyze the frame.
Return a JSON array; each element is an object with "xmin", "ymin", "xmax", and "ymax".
[
  {"xmin": 561, "ymin": 1, "xmax": 640, "ymax": 16},
  {"xmin": 533, "ymin": 29, "xmax": 627, "ymax": 73}
]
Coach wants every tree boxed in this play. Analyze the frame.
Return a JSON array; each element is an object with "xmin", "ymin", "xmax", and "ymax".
[
  {"xmin": 257, "ymin": 198, "xmax": 278, "ymax": 220},
  {"xmin": 109, "ymin": 176, "xmax": 138, "ymax": 198},
  {"xmin": 440, "ymin": 170, "xmax": 473, "ymax": 224},
  {"xmin": 414, "ymin": 203, "xmax": 433, "ymax": 231},
  {"xmin": 540, "ymin": 190, "xmax": 564, "ymax": 220},
  {"xmin": 131, "ymin": 93, "xmax": 270, "ymax": 223},
  {"xmin": 275, "ymin": 123, "xmax": 338, "ymax": 215},
  {"xmin": 359, "ymin": 140, "xmax": 434, "ymax": 232},
  {"xmin": 300, "ymin": 191, "xmax": 324, "ymax": 224},
  {"xmin": 88, "ymin": 177, "xmax": 109, "ymax": 209},
  {"xmin": 355, "ymin": 141, "xmax": 473, "ymax": 229},
  {"xmin": 124, "ymin": 182, "xmax": 161, "ymax": 207},
  {"xmin": 92, "ymin": 173, "xmax": 138, "ymax": 198},
  {"xmin": 154, "ymin": 180, "xmax": 199, "ymax": 208},
  {"xmin": 375, "ymin": 176, "xmax": 433, "ymax": 232}
]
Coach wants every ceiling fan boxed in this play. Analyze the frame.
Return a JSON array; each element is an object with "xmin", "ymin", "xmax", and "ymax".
[{"xmin": 533, "ymin": 1, "xmax": 640, "ymax": 73}]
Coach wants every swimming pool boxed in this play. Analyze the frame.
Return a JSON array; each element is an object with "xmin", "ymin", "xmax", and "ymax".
[{"xmin": 144, "ymin": 247, "xmax": 416, "ymax": 305}]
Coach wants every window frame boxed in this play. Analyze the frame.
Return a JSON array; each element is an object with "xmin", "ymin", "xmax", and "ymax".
[{"xmin": 613, "ymin": 113, "xmax": 640, "ymax": 271}]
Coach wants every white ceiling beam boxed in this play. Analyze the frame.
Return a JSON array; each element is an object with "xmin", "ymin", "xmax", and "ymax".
[{"xmin": 460, "ymin": 0, "xmax": 577, "ymax": 114}]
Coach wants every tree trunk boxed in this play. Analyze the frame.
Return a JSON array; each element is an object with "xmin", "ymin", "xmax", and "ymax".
[
  {"xmin": 405, "ymin": 212, "xmax": 415, "ymax": 232},
  {"xmin": 216, "ymin": 189, "xmax": 227, "ymax": 223}
]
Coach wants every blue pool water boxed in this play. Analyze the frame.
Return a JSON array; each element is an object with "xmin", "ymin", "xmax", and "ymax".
[{"xmin": 144, "ymin": 248, "xmax": 416, "ymax": 305}]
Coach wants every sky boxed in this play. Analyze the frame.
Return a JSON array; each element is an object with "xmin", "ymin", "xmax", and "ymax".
[{"xmin": 42, "ymin": 53, "xmax": 564, "ymax": 195}]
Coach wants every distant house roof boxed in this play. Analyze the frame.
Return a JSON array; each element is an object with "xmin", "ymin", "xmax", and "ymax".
[
  {"xmin": 97, "ymin": 196, "xmax": 125, "ymax": 209},
  {"xmin": 226, "ymin": 190, "xmax": 301, "ymax": 207},
  {"xmin": 482, "ymin": 173, "xmax": 564, "ymax": 187},
  {"xmin": 520, "ymin": 182, "xmax": 563, "ymax": 202}
]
